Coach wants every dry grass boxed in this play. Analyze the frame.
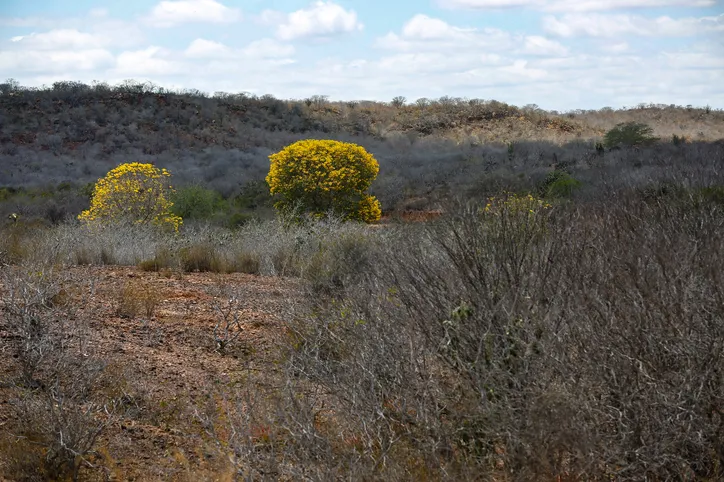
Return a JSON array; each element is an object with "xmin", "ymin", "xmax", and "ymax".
[{"xmin": 116, "ymin": 279, "xmax": 161, "ymax": 319}]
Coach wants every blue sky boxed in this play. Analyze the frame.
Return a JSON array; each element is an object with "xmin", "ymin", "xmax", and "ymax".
[{"xmin": 1, "ymin": 0, "xmax": 722, "ymax": 110}]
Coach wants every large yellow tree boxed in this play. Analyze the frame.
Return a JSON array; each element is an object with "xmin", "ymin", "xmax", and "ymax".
[
  {"xmin": 78, "ymin": 162, "xmax": 182, "ymax": 231},
  {"xmin": 266, "ymin": 139, "xmax": 382, "ymax": 222}
]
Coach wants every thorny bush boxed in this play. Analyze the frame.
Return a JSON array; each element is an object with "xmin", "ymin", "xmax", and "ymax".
[{"xmin": 279, "ymin": 191, "xmax": 724, "ymax": 480}]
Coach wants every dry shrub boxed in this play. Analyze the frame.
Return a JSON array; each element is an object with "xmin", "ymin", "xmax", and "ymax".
[
  {"xmin": 73, "ymin": 246, "xmax": 94, "ymax": 265},
  {"xmin": 99, "ymin": 247, "xmax": 116, "ymax": 265},
  {"xmin": 210, "ymin": 295, "xmax": 245, "ymax": 354},
  {"xmin": 192, "ymin": 375, "xmax": 344, "ymax": 481},
  {"xmin": 299, "ymin": 227, "xmax": 377, "ymax": 297},
  {"xmin": 0, "ymin": 266, "xmax": 124, "ymax": 481},
  {"xmin": 180, "ymin": 243, "xmax": 223, "ymax": 273},
  {"xmin": 116, "ymin": 279, "xmax": 161, "ymax": 319},
  {"xmin": 138, "ymin": 245, "xmax": 175, "ymax": 272},
  {"xmin": 179, "ymin": 241, "xmax": 262, "ymax": 275},
  {"xmin": 0, "ymin": 221, "xmax": 49, "ymax": 265},
  {"xmin": 229, "ymin": 251, "xmax": 260, "ymax": 275},
  {"xmin": 273, "ymin": 192, "xmax": 724, "ymax": 481}
]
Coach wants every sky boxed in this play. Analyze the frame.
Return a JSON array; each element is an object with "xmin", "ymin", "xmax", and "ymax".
[{"xmin": 0, "ymin": 0, "xmax": 722, "ymax": 110}]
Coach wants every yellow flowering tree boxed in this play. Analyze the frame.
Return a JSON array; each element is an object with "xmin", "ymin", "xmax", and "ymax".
[
  {"xmin": 266, "ymin": 139, "xmax": 382, "ymax": 222},
  {"xmin": 78, "ymin": 162, "xmax": 182, "ymax": 231}
]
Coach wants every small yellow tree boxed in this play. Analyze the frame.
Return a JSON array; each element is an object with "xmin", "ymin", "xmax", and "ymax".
[
  {"xmin": 266, "ymin": 139, "xmax": 382, "ymax": 222},
  {"xmin": 78, "ymin": 162, "xmax": 182, "ymax": 231}
]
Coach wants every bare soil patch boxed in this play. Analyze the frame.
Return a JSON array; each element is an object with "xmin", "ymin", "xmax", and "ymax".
[{"xmin": 0, "ymin": 265, "xmax": 301, "ymax": 481}]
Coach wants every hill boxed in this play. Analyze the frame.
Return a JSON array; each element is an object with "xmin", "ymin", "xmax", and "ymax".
[{"xmin": 1, "ymin": 79, "xmax": 724, "ymax": 223}]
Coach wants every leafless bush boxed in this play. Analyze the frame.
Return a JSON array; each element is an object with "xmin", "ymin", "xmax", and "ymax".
[
  {"xmin": 1, "ymin": 263, "xmax": 69, "ymax": 384},
  {"xmin": 294, "ymin": 215, "xmax": 380, "ymax": 296},
  {"xmin": 0, "ymin": 265, "xmax": 125, "ymax": 480},
  {"xmin": 7, "ymin": 378, "xmax": 122, "ymax": 481},
  {"xmin": 209, "ymin": 291, "xmax": 245, "ymax": 355},
  {"xmin": 273, "ymin": 193, "xmax": 724, "ymax": 480},
  {"xmin": 550, "ymin": 195, "xmax": 724, "ymax": 480},
  {"xmin": 53, "ymin": 221, "xmax": 169, "ymax": 266},
  {"xmin": 192, "ymin": 363, "xmax": 361, "ymax": 480}
]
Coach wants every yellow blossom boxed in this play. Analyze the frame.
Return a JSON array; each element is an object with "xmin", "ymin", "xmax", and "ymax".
[
  {"xmin": 78, "ymin": 162, "xmax": 182, "ymax": 232},
  {"xmin": 266, "ymin": 139, "xmax": 382, "ymax": 223}
]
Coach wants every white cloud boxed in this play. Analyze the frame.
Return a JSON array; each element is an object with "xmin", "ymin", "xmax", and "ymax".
[
  {"xmin": 377, "ymin": 52, "xmax": 502, "ymax": 76},
  {"xmin": 114, "ymin": 47, "xmax": 185, "ymax": 76},
  {"xmin": 499, "ymin": 59, "xmax": 548, "ymax": 79},
  {"xmin": 5, "ymin": 42, "xmax": 723, "ymax": 110},
  {"xmin": 9, "ymin": 29, "xmax": 106, "ymax": 50},
  {"xmin": 602, "ymin": 42, "xmax": 630, "ymax": 53},
  {"xmin": 1, "ymin": 26, "xmax": 125, "ymax": 75},
  {"xmin": 440, "ymin": 0, "xmax": 536, "ymax": 8},
  {"xmin": 2, "ymin": 4, "xmax": 722, "ymax": 111},
  {"xmin": 184, "ymin": 38, "xmax": 295, "ymax": 60},
  {"xmin": 185, "ymin": 39, "xmax": 232, "ymax": 58},
  {"xmin": 0, "ymin": 48, "xmax": 114, "ymax": 73},
  {"xmin": 145, "ymin": 0, "xmax": 241, "ymax": 28},
  {"xmin": 1, "ymin": 10, "xmax": 146, "ymax": 49},
  {"xmin": 0, "ymin": 16, "xmax": 59, "ymax": 28},
  {"xmin": 662, "ymin": 50, "xmax": 724, "ymax": 69},
  {"xmin": 256, "ymin": 9, "xmax": 286, "ymax": 26},
  {"xmin": 273, "ymin": 1, "xmax": 363, "ymax": 41},
  {"xmin": 88, "ymin": 8, "xmax": 109, "ymax": 18},
  {"xmin": 243, "ymin": 39, "xmax": 296, "ymax": 59},
  {"xmin": 544, "ymin": 13, "xmax": 724, "ymax": 37},
  {"xmin": 438, "ymin": 0, "xmax": 717, "ymax": 12},
  {"xmin": 377, "ymin": 15, "xmax": 567, "ymax": 59},
  {"xmin": 521, "ymin": 35, "xmax": 569, "ymax": 56},
  {"xmin": 401, "ymin": 14, "xmax": 473, "ymax": 40},
  {"xmin": 376, "ymin": 16, "xmax": 515, "ymax": 53},
  {"xmin": 90, "ymin": 19, "xmax": 147, "ymax": 49}
]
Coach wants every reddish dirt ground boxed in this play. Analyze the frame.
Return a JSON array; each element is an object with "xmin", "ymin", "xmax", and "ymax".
[{"xmin": 0, "ymin": 266, "xmax": 302, "ymax": 481}]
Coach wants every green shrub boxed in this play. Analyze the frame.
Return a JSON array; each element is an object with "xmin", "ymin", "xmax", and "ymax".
[
  {"xmin": 233, "ymin": 180, "xmax": 274, "ymax": 211},
  {"xmin": 178, "ymin": 243, "xmax": 260, "ymax": 274},
  {"xmin": 170, "ymin": 185, "xmax": 225, "ymax": 220},
  {"xmin": 540, "ymin": 170, "xmax": 582, "ymax": 199},
  {"xmin": 227, "ymin": 212, "xmax": 254, "ymax": 229},
  {"xmin": 672, "ymin": 134, "xmax": 688, "ymax": 146},
  {"xmin": 694, "ymin": 185, "xmax": 724, "ymax": 206},
  {"xmin": 0, "ymin": 187, "xmax": 17, "ymax": 202},
  {"xmin": 57, "ymin": 181, "xmax": 73, "ymax": 192},
  {"xmin": 603, "ymin": 122, "xmax": 659, "ymax": 148},
  {"xmin": 79, "ymin": 182, "xmax": 95, "ymax": 199}
]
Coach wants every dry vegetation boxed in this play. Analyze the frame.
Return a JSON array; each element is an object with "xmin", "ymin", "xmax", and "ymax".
[
  {"xmin": 1, "ymin": 80, "xmax": 724, "ymax": 480},
  {"xmin": 1, "ymin": 191, "xmax": 723, "ymax": 481},
  {"xmin": 1, "ymin": 79, "xmax": 723, "ymax": 223}
]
